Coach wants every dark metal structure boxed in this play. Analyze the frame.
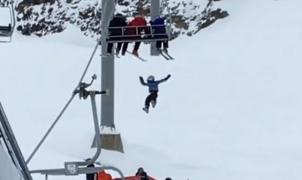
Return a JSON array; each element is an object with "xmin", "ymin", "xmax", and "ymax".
[
  {"xmin": 0, "ymin": 102, "xmax": 33, "ymax": 180},
  {"xmin": 0, "ymin": 0, "xmax": 15, "ymax": 42}
]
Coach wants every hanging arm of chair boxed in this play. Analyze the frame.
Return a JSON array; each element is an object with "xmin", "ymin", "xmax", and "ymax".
[{"xmin": 72, "ymin": 75, "xmax": 107, "ymax": 167}]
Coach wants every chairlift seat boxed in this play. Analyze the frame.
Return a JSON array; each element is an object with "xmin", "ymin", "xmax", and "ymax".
[
  {"xmin": 0, "ymin": 24, "xmax": 12, "ymax": 36},
  {"xmin": 106, "ymin": 25, "xmax": 169, "ymax": 43}
]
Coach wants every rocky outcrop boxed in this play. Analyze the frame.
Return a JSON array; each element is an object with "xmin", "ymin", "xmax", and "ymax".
[{"xmin": 15, "ymin": 0, "xmax": 228, "ymax": 38}]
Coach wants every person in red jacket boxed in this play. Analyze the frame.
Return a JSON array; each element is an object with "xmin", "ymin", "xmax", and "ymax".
[
  {"xmin": 97, "ymin": 170, "xmax": 112, "ymax": 180},
  {"xmin": 122, "ymin": 15, "xmax": 148, "ymax": 56}
]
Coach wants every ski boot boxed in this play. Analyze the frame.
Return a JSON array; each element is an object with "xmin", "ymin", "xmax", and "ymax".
[
  {"xmin": 151, "ymin": 100, "xmax": 156, "ymax": 108},
  {"xmin": 116, "ymin": 50, "xmax": 120, "ymax": 56},
  {"xmin": 132, "ymin": 49, "xmax": 139, "ymax": 56},
  {"xmin": 142, "ymin": 107, "xmax": 149, "ymax": 113},
  {"xmin": 163, "ymin": 48, "xmax": 168, "ymax": 54}
]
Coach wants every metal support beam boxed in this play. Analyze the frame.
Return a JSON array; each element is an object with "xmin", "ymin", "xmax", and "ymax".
[
  {"xmin": 101, "ymin": 0, "xmax": 115, "ymax": 128},
  {"xmin": 150, "ymin": 0, "xmax": 161, "ymax": 56},
  {"xmin": 75, "ymin": 91, "xmax": 102, "ymax": 167},
  {"xmin": 97, "ymin": 0, "xmax": 123, "ymax": 153},
  {"xmin": 0, "ymin": 103, "xmax": 33, "ymax": 180}
]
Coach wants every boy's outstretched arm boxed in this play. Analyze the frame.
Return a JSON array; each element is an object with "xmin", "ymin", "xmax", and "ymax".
[
  {"xmin": 139, "ymin": 76, "xmax": 147, "ymax": 85},
  {"xmin": 157, "ymin": 74, "xmax": 171, "ymax": 83}
]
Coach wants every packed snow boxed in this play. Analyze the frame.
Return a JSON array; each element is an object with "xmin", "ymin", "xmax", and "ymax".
[{"xmin": 1, "ymin": 0, "xmax": 302, "ymax": 180}]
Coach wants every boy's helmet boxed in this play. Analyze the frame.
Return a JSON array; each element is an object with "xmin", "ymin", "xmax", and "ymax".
[{"xmin": 147, "ymin": 75, "xmax": 155, "ymax": 81}]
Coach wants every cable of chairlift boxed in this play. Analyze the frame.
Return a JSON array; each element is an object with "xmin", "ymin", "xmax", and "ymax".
[{"xmin": 26, "ymin": 40, "xmax": 100, "ymax": 165}]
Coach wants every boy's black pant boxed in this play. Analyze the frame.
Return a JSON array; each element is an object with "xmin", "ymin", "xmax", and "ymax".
[{"xmin": 145, "ymin": 91, "xmax": 158, "ymax": 108}]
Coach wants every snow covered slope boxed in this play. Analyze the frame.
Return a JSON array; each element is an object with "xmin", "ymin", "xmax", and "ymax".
[{"xmin": 1, "ymin": 0, "xmax": 302, "ymax": 180}]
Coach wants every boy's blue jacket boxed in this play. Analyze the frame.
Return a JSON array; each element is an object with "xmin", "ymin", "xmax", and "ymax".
[{"xmin": 139, "ymin": 75, "xmax": 171, "ymax": 92}]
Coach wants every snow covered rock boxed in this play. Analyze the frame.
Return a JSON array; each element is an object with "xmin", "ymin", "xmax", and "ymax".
[{"xmin": 15, "ymin": 0, "xmax": 228, "ymax": 38}]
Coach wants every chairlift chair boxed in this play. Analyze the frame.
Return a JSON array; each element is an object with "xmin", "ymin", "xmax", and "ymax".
[
  {"xmin": 105, "ymin": 0, "xmax": 173, "ymax": 56},
  {"xmin": 0, "ymin": 0, "xmax": 15, "ymax": 43},
  {"xmin": 106, "ymin": 25, "xmax": 170, "ymax": 43}
]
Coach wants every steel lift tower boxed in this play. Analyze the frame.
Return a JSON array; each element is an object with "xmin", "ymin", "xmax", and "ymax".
[{"xmin": 98, "ymin": 0, "xmax": 161, "ymax": 152}]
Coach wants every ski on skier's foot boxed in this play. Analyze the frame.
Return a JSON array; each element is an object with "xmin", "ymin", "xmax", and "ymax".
[
  {"xmin": 159, "ymin": 51, "xmax": 169, "ymax": 60},
  {"xmin": 115, "ymin": 49, "xmax": 121, "ymax": 58},
  {"xmin": 100, "ymin": 53, "xmax": 111, "ymax": 57},
  {"xmin": 115, "ymin": 53, "xmax": 120, "ymax": 58},
  {"xmin": 101, "ymin": 52, "xmax": 116, "ymax": 58},
  {"xmin": 163, "ymin": 52, "xmax": 174, "ymax": 60},
  {"xmin": 159, "ymin": 49, "xmax": 174, "ymax": 60},
  {"xmin": 126, "ymin": 51, "xmax": 148, "ymax": 62}
]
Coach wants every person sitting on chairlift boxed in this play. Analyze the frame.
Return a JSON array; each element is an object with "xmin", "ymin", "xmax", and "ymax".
[
  {"xmin": 86, "ymin": 162, "xmax": 96, "ymax": 180},
  {"xmin": 135, "ymin": 167, "xmax": 149, "ymax": 180},
  {"xmin": 123, "ymin": 14, "xmax": 148, "ymax": 57},
  {"xmin": 107, "ymin": 13, "xmax": 128, "ymax": 56},
  {"xmin": 97, "ymin": 170, "xmax": 112, "ymax": 180},
  {"xmin": 150, "ymin": 16, "xmax": 169, "ymax": 53}
]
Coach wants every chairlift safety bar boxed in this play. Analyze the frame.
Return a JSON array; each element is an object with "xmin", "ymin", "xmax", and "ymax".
[{"xmin": 106, "ymin": 25, "xmax": 169, "ymax": 43}]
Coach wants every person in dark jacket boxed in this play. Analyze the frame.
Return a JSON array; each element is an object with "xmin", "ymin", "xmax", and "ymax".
[
  {"xmin": 135, "ymin": 167, "xmax": 149, "ymax": 180},
  {"xmin": 123, "ymin": 15, "xmax": 148, "ymax": 56},
  {"xmin": 107, "ymin": 13, "xmax": 128, "ymax": 55},
  {"xmin": 86, "ymin": 163, "xmax": 96, "ymax": 180},
  {"xmin": 150, "ymin": 16, "xmax": 169, "ymax": 53},
  {"xmin": 139, "ymin": 74, "xmax": 171, "ymax": 113}
]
